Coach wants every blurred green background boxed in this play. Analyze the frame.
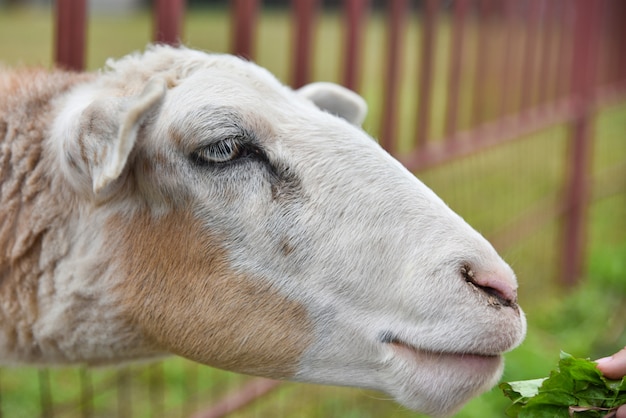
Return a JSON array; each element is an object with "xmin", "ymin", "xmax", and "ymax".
[{"xmin": 1, "ymin": 2, "xmax": 625, "ymax": 417}]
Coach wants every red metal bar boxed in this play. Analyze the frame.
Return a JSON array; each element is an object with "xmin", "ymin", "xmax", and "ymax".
[
  {"xmin": 79, "ymin": 368, "xmax": 93, "ymax": 418},
  {"xmin": 38, "ymin": 369, "xmax": 52, "ymax": 418},
  {"xmin": 520, "ymin": 0, "xmax": 540, "ymax": 110},
  {"xmin": 444, "ymin": 0, "xmax": 469, "ymax": 138},
  {"xmin": 230, "ymin": 0, "xmax": 260, "ymax": 60},
  {"xmin": 342, "ymin": 0, "xmax": 369, "ymax": 91},
  {"xmin": 379, "ymin": 0, "xmax": 409, "ymax": 154},
  {"xmin": 537, "ymin": 0, "xmax": 555, "ymax": 105},
  {"xmin": 498, "ymin": 0, "xmax": 515, "ymax": 118},
  {"xmin": 556, "ymin": 2, "xmax": 575, "ymax": 100},
  {"xmin": 612, "ymin": 0, "xmax": 625, "ymax": 83},
  {"xmin": 604, "ymin": 0, "xmax": 622, "ymax": 87},
  {"xmin": 560, "ymin": 0, "xmax": 601, "ymax": 286},
  {"xmin": 401, "ymin": 97, "xmax": 576, "ymax": 172},
  {"xmin": 548, "ymin": 0, "xmax": 565, "ymax": 102},
  {"xmin": 471, "ymin": 0, "xmax": 489, "ymax": 127},
  {"xmin": 602, "ymin": 0, "xmax": 626, "ymax": 87},
  {"xmin": 154, "ymin": 0, "xmax": 185, "ymax": 45},
  {"xmin": 54, "ymin": 0, "xmax": 87, "ymax": 71},
  {"xmin": 292, "ymin": 0, "xmax": 320, "ymax": 88},
  {"xmin": 415, "ymin": 0, "xmax": 439, "ymax": 150},
  {"xmin": 191, "ymin": 378, "xmax": 281, "ymax": 418},
  {"xmin": 148, "ymin": 363, "xmax": 164, "ymax": 417},
  {"xmin": 595, "ymin": 0, "xmax": 608, "ymax": 87}
]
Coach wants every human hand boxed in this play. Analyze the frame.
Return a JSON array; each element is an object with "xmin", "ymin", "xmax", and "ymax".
[{"xmin": 597, "ymin": 347, "xmax": 626, "ymax": 418}]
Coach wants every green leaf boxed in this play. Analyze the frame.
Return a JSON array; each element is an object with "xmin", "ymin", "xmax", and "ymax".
[
  {"xmin": 518, "ymin": 403, "xmax": 570, "ymax": 418},
  {"xmin": 500, "ymin": 351, "xmax": 626, "ymax": 417},
  {"xmin": 500, "ymin": 378, "xmax": 546, "ymax": 400}
]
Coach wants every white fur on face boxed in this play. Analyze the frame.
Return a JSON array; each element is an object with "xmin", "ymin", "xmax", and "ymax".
[
  {"xmin": 123, "ymin": 47, "xmax": 526, "ymax": 416},
  {"xmin": 44, "ymin": 46, "xmax": 525, "ymax": 415}
]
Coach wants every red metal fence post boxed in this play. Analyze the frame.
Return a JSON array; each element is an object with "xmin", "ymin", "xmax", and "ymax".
[
  {"xmin": 556, "ymin": 2, "xmax": 575, "ymax": 101},
  {"xmin": 54, "ymin": 0, "xmax": 87, "ymax": 71},
  {"xmin": 415, "ymin": 0, "xmax": 439, "ymax": 150},
  {"xmin": 614, "ymin": 2, "xmax": 626, "ymax": 83},
  {"xmin": 231, "ymin": 0, "xmax": 260, "ymax": 60},
  {"xmin": 444, "ymin": 0, "xmax": 469, "ymax": 138},
  {"xmin": 341, "ymin": 0, "xmax": 368, "ymax": 92},
  {"xmin": 292, "ymin": 0, "xmax": 319, "ymax": 88},
  {"xmin": 154, "ymin": 0, "xmax": 185, "ymax": 45},
  {"xmin": 519, "ymin": 0, "xmax": 540, "ymax": 111},
  {"xmin": 537, "ymin": 0, "xmax": 555, "ymax": 106},
  {"xmin": 341, "ymin": 0, "xmax": 369, "ymax": 92},
  {"xmin": 498, "ymin": 0, "xmax": 515, "ymax": 118},
  {"xmin": 471, "ymin": 0, "xmax": 489, "ymax": 127},
  {"xmin": 379, "ymin": 0, "xmax": 409, "ymax": 154},
  {"xmin": 560, "ymin": 0, "xmax": 601, "ymax": 286}
]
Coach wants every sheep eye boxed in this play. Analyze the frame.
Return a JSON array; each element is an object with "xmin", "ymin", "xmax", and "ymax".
[{"xmin": 192, "ymin": 137, "xmax": 243, "ymax": 165}]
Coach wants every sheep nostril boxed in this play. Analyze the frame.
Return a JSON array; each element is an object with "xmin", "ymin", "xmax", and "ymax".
[
  {"xmin": 480, "ymin": 285, "xmax": 514, "ymax": 307},
  {"xmin": 461, "ymin": 265, "xmax": 516, "ymax": 308}
]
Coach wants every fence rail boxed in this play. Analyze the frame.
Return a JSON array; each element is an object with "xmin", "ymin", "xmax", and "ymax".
[
  {"xmin": 4, "ymin": 0, "xmax": 626, "ymax": 416},
  {"xmin": 52, "ymin": 0, "xmax": 626, "ymax": 287}
]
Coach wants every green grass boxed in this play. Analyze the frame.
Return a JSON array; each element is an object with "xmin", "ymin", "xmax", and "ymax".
[{"xmin": 1, "ymin": 5, "xmax": 625, "ymax": 418}]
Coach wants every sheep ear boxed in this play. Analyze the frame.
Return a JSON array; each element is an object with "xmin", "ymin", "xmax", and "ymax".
[
  {"xmin": 75, "ymin": 78, "xmax": 166, "ymax": 197},
  {"xmin": 297, "ymin": 82, "xmax": 367, "ymax": 126}
]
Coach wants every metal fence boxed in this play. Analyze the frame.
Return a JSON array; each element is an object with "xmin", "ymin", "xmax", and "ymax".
[
  {"xmin": 54, "ymin": 0, "xmax": 626, "ymax": 286},
  {"xmin": 4, "ymin": 0, "xmax": 626, "ymax": 416}
]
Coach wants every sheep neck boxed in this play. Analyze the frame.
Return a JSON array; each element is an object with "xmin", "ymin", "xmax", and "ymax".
[{"xmin": 0, "ymin": 69, "xmax": 88, "ymax": 361}]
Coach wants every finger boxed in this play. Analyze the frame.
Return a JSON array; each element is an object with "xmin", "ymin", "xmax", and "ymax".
[
  {"xmin": 616, "ymin": 404, "xmax": 626, "ymax": 418},
  {"xmin": 597, "ymin": 347, "xmax": 626, "ymax": 380}
]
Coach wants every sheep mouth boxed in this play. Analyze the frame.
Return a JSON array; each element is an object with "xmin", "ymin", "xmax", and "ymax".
[
  {"xmin": 377, "ymin": 332, "xmax": 505, "ymax": 416},
  {"xmin": 379, "ymin": 332, "xmax": 502, "ymax": 369}
]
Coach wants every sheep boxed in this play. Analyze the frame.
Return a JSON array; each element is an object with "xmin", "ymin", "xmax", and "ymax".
[{"xmin": 0, "ymin": 45, "xmax": 526, "ymax": 417}]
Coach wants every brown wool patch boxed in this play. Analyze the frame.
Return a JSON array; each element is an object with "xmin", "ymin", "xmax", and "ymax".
[{"xmin": 109, "ymin": 210, "xmax": 313, "ymax": 379}]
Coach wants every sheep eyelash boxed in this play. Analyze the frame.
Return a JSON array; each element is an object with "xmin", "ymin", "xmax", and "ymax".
[{"xmin": 190, "ymin": 137, "xmax": 247, "ymax": 166}]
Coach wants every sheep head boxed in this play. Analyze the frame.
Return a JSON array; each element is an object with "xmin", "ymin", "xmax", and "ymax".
[{"xmin": 10, "ymin": 46, "xmax": 526, "ymax": 417}]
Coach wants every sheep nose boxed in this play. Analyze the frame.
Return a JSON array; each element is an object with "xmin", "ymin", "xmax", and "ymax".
[{"xmin": 461, "ymin": 265, "xmax": 517, "ymax": 307}]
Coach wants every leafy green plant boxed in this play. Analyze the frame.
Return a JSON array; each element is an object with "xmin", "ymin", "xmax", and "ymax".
[{"xmin": 500, "ymin": 352, "xmax": 626, "ymax": 417}]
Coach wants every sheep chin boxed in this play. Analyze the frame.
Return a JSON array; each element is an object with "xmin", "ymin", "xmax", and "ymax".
[{"xmin": 382, "ymin": 342, "xmax": 504, "ymax": 417}]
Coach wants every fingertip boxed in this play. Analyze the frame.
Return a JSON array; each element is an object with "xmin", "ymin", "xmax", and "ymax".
[{"xmin": 596, "ymin": 349, "xmax": 626, "ymax": 380}]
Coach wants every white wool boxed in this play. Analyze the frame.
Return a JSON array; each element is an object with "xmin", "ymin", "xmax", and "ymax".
[{"xmin": 0, "ymin": 46, "xmax": 525, "ymax": 416}]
